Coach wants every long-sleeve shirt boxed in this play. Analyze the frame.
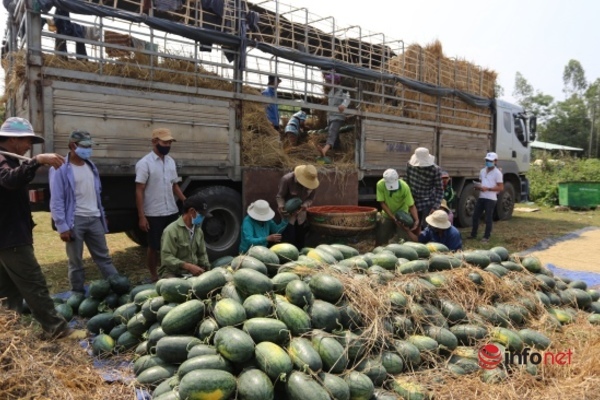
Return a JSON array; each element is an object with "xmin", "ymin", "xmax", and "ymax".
[
  {"xmin": 239, "ymin": 215, "xmax": 288, "ymax": 253},
  {"xmin": 406, "ymin": 164, "xmax": 444, "ymax": 213},
  {"xmin": 275, "ymin": 172, "xmax": 317, "ymax": 225},
  {"xmin": 418, "ymin": 225, "xmax": 462, "ymax": 251},
  {"xmin": 160, "ymin": 216, "xmax": 210, "ymax": 277},
  {"xmin": 262, "ymin": 86, "xmax": 280, "ymax": 128},
  {"xmin": 0, "ymin": 149, "xmax": 41, "ymax": 249},
  {"xmin": 49, "ymin": 154, "xmax": 108, "ymax": 234},
  {"xmin": 327, "ymin": 87, "xmax": 351, "ymax": 122}
]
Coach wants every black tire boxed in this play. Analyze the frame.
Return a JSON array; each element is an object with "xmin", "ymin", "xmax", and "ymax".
[
  {"xmin": 456, "ymin": 183, "xmax": 478, "ymax": 228},
  {"xmin": 126, "ymin": 226, "xmax": 148, "ymax": 247},
  {"xmin": 192, "ymin": 186, "xmax": 242, "ymax": 260},
  {"xmin": 495, "ymin": 181, "xmax": 515, "ymax": 221}
]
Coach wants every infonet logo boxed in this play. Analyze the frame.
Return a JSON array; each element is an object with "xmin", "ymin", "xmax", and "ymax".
[{"xmin": 478, "ymin": 344, "xmax": 573, "ymax": 369}]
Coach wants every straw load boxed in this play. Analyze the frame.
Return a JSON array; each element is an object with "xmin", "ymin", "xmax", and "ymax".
[{"xmin": 380, "ymin": 40, "xmax": 498, "ymax": 130}]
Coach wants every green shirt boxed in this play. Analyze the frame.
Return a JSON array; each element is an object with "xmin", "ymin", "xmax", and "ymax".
[
  {"xmin": 160, "ymin": 216, "xmax": 210, "ymax": 277},
  {"xmin": 376, "ymin": 178, "xmax": 414, "ymax": 219}
]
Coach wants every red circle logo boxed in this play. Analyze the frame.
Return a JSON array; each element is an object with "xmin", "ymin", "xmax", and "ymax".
[{"xmin": 478, "ymin": 344, "xmax": 503, "ymax": 370}]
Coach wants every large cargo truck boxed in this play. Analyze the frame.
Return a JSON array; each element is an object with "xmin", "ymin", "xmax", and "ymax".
[{"xmin": 1, "ymin": 0, "xmax": 536, "ymax": 258}]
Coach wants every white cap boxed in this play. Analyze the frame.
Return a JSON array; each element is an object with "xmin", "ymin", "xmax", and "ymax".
[
  {"xmin": 383, "ymin": 169, "xmax": 399, "ymax": 190},
  {"xmin": 485, "ymin": 152, "xmax": 498, "ymax": 161}
]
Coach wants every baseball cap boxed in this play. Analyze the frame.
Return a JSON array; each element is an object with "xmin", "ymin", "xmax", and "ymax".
[
  {"xmin": 0, "ymin": 117, "xmax": 44, "ymax": 144},
  {"xmin": 152, "ymin": 128, "xmax": 176, "ymax": 142},
  {"xmin": 69, "ymin": 130, "xmax": 95, "ymax": 146},
  {"xmin": 485, "ymin": 152, "xmax": 498, "ymax": 161},
  {"xmin": 183, "ymin": 194, "xmax": 213, "ymax": 217},
  {"xmin": 383, "ymin": 168, "xmax": 399, "ymax": 190}
]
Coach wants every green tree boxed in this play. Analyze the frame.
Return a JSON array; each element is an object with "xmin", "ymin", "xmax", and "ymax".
[
  {"xmin": 541, "ymin": 95, "xmax": 590, "ymax": 151},
  {"xmin": 513, "ymin": 72, "xmax": 554, "ymax": 124},
  {"xmin": 563, "ymin": 59, "xmax": 587, "ymax": 97}
]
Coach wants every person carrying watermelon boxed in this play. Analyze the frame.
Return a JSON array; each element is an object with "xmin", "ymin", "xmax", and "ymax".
[
  {"xmin": 403, "ymin": 210, "xmax": 462, "ymax": 251},
  {"xmin": 375, "ymin": 168, "xmax": 419, "ymax": 246},
  {"xmin": 276, "ymin": 165, "xmax": 320, "ymax": 249},
  {"xmin": 239, "ymin": 200, "xmax": 288, "ymax": 253}
]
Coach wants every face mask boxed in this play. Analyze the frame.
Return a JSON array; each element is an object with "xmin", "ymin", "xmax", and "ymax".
[
  {"xmin": 156, "ymin": 143, "xmax": 171, "ymax": 155},
  {"xmin": 192, "ymin": 212, "xmax": 204, "ymax": 226},
  {"xmin": 485, "ymin": 161, "xmax": 494, "ymax": 168},
  {"xmin": 75, "ymin": 146, "xmax": 93, "ymax": 160}
]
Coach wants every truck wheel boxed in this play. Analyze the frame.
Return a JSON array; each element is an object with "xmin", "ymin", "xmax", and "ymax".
[
  {"xmin": 495, "ymin": 181, "xmax": 515, "ymax": 221},
  {"xmin": 126, "ymin": 227, "xmax": 148, "ymax": 247},
  {"xmin": 456, "ymin": 183, "xmax": 477, "ymax": 228},
  {"xmin": 192, "ymin": 186, "xmax": 242, "ymax": 260}
]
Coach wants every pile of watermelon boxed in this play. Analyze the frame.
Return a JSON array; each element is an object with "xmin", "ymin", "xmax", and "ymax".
[{"xmin": 73, "ymin": 242, "xmax": 599, "ymax": 399}]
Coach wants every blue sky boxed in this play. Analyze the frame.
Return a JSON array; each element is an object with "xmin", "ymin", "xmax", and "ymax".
[{"xmin": 2, "ymin": 0, "xmax": 599, "ymax": 107}]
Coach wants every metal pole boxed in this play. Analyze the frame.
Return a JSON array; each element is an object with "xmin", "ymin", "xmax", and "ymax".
[{"xmin": 589, "ymin": 104, "xmax": 595, "ymax": 158}]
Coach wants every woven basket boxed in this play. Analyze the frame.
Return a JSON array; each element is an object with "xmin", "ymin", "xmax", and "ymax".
[{"xmin": 307, "ymin": 206, "xmax": 378, "ymax": 237}]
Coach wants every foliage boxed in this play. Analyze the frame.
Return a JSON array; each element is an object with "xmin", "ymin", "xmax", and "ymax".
[
  {"xmin": 513, "ymin": 72, "xmax": 554, "ymax": 124},
  {"xmin": 528, "ymin": 155, "xmax": 600, "ymax": 205},
  {"xmin": 541, "ymin": 95, "xmax": 591, "ymax": 151}
]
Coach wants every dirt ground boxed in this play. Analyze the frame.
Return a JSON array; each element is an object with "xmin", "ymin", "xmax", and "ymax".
[{"xmin": 521, "ymin": 227, "xmax": 600, "ymax": 274}]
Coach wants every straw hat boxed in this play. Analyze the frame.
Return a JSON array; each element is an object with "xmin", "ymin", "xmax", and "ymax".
[
  {"xmin": 294, "ymin": 165, "xmax": 319, "ymax": 190},
  {"xmin": 247, "ymin": 200, "xmax": 275, "ymax": 222},
  {"xmin": 426, "ymin": 210, "xmax": 451, "ymax": 230},
  {"xmin": 0, "ymin": 117, "xmax": 44, "ymax": 144},
  {"xmin": 409, "ymin": 147, "xmax": 435, "ymax": 167},
  {"xmin": 152, "ymin": 128, "xmax": 176, "ymax": 141},
  {"xmin": 440, "ymin": 199, "xmax": 451, "ymax": 212}
]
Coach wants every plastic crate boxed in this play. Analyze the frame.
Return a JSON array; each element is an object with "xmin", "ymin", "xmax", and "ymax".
[{"xmin": 558, "ymin": 182, "xmax": 600, "ymax": 207}]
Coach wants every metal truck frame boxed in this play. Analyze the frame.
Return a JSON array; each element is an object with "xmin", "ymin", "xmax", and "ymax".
[{"xmin": 1, "ymin": 0, "xmax": 536, "ymax": 258}]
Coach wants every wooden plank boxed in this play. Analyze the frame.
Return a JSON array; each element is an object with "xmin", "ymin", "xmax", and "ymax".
[{"xmin": 439, "ymin": 129, "xmax": 489, "ymax": 177}]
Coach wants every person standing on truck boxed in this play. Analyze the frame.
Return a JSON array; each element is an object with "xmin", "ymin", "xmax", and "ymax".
[
  {"xmin": 262, "ymin": 75, "xmax": 282, "ymax": 131},
  {"xmin": 318, "ymin": 72, "xmax": 351, "ymax": 159},
  {"xmin": 159, "ymin": 194, "xmax": 212, "ymax": 278},
  {"xmin": 239, "ymin": 200, "xmax": 288, "ymax": 253},
  {"xmin": 376, "ymin": 168, "xmax": 419, "ymax": 246},
  {"xmin": 49, "ymin": 130, "xmax": 119, "ymax": 294},
  {"xmin": 406, "ymin": 147, "xmax": 444, "ymax": 231},
  {"xmin": 284, "ymin": 106, "xmax": 311, "ymax": 146},
  {"xmin": 276, "ymin": 165, "xmax": 320, "ymax": 250},
  {"xmin": 0, "ymin": 117, "xmax": 86, "ymax": 340},
  {"xmin": 469, "ymin": 152, "xmax": 504, "ymax": 243},
  {"xmin": 135, "ymin": 128, "xmax": 186, "ymax": 282}
]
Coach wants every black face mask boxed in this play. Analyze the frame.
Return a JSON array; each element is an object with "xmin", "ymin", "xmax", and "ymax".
[{"xmin": 156, "ymin": 143, "xmax": 171, "ymax": 155}]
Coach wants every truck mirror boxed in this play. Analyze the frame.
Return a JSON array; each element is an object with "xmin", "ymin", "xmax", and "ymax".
[{"xmin": 529, "ymin": 116, "xmax": 537, "ymax": 140}]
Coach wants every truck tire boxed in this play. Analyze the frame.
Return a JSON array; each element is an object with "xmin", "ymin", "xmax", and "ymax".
[
  {"xmin": 456, "ymin": 183, "xmax": 478, "ymax": 228},
  {"xmin": 192, "ymin": 186, "xmax": 242, "ymax": 260},
  {"xmin": 495, "ymin": 181, "xmax": 515, "ymax": 221},
  {"xmin": 125, "ymin": 227, "xmax": 148, "ymax": 247}
]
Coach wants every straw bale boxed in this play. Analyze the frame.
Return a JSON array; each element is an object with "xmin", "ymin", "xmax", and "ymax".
[{"xmin": 0, "ymin": 309, "xmax": 136, "ymax": 400}]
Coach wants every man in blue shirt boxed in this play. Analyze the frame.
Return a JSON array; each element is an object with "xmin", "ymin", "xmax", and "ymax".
[
  {"xmin": 403, "ymin": 209, "xmax": 462, "ymax": 251},
  {"xmin": 262, "ymin": 75, "xmax": 282, "ymax": 131}
]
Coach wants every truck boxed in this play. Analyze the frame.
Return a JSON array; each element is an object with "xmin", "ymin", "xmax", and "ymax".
[{"xmin": 1, "ymin": 0, "xmax": 536, "ymax": 258}]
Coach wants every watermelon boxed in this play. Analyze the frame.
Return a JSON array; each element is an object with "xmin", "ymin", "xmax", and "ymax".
[
  {"xmin": 426, "ymin": 242, "xmax": 450, "ymax": 253},
  {"xmin": 133, "ymin": 355, "xmax": 171, "ymax": 376},
  {"xmin": 449, "ymin": 324, "xmax": 488, "ymax": 346},
  {"xmin": 243, "ymin": 294, "xmax": 274, "ymax": 318},
  {"xmin": 109, "ymin": 324, "xmax": 127, "ymax": 341},
  {"xmin": 188, "ymin": 343, "xmax": 218, "ymax": 359},
  {"xmin": 213, "ymin": 326, "xmax": 255, "ymax": 363},
  {"xmin": 89, "ymin": 279, "xmax": 111, "ymax": 300},
  {"xmin": 272, "ymin": 272, "xmax": 300, "ymax": 294},
  {"xmin": 286, "ymin": 371, "xmax": 330, "ymax": 400},
  {"xmin": 136, "ymin": 365, "xmax": 177, "ymax": 387},
  {"xmin": 161, "ymin": 299, "xmax": 205, "ymax": 335},
  {"xmin": 210, "ymin": 255, "xmax": 234, "ymax": 269},
  {"xmin": 87, "ymin": 312, "xmax": 116, "ymax": 335},
  {"xmin": 243, "ymin": 318, "xmax": 290, "ymax": 345},
  {"xmin": 336, "ymin": 330, "xmax": 367, "ymax": 361},
  {"xmin": 66, "ymin": 292, "xmax": 86, "ymax": 312},
  {"xmin": 318, "ymin": 372, "xmax": 350, "ymax": 400},
  {"xmin": 395, "ymin": 210, "xmax": 414, "ymax": 227},
  {"xmin": 286, "ymin": 280, "xmax": 314, "ymax": 308},
  {"xmin": 396, "ymin": 259, "xmax": 428, "ymax": 274},
  {"xmin": 370, "ymin": 252, "xmax": 399, "ymax": 270},
  {"xmin": 275, "ymin": 300, "xmax": 312, "ymax": 336},
  {"xmin": 78, "ymin": 297, "xmax": 100, "ymax": 318},
  {"xmin": 481, "ymin": 367, "xmax": 508, "ymax": 384},
  {"xmin": 345, "ymin": 371, "xmax": 375, "ymax": 400},
  {"xmin": 312, "ymin": 335, "xmax": 348, "ymax": 373},
  {"xmin": 385, "ymin": 244, "xmax": 419, "ymax": 261},
  {"xmin": 521, "ymin": 256, "xmax": 542, "ymax": 273},
  {"xmin": 271, "ymin": 243, "xmax": 300, "ymax": 263},
  {"xmin": 309, "ymin": 274, "xmax": 344, "ymax": 303},
  {"xmin": 316, "ymin": 244, "xmax": 345, "ymax": 261},
  {"xmin": 391, "ymin": 378, "xmax": 429, "ymax": 400},
  {"xmin": 423, "ymin": 326, "xmax": 458, "ymax": 351},
  {"xmin": 113, "ymin": 302, "xmax": 139, "ymax": 324},
  {"xmin": 490, "ymin": 327, "xmax": 524, "ymax": 352},
  {"xmin": 330, "ymin": 244, "xmax": 359, "ymax": 259},
  {"xmin": 463, "ymin": 252, "xmax": 490, "ymax": 268},
  {"xmin": 231, "ymin": 255, "xmax": 269, "ymax": 275},
  {"xmin": 237, "ymin": 368, "xmax": 274, "ymax": 400},
  {"xmin": 178, "ymin": 369, "xmax": 236, "ymax": 400},
  {"xmin": 115, "ymin": 331, "xmax": 140, "ymax": 353},
  {"xmin": 127, "ymin": 312, "xmax": 151, "ymax": 337},
  {"xmin": 220, "ymin": 282, "xmax": 246, "ymax": 304},
  {"xmin": 177, "ymin": 354, "xmax": 233, "ymax": 377},
  {"xmin": 287, "ymin": 337, "xmax": 323, "ymax": 372},
  {"xmin": 55, "ymin": 303, "xmax": 73, "ymax": 321},
  {"xmin": 381, "ymin": 351, "xmax": 404, "ymax": 374},
  {"xmin": 284, "ymin": 197, "xmax": 303, "ymax": 213},
  {"xmin": 92, "ymin": 333, "xmax": 115, "ymax": 356},
  {"xmin": 306, "ymin": 248, "xmax": 337, "ymax": 265},
  {"xmin": 309, "ymin": 300, "xmax": 341, "ymax": 332},
  {"xmin": 129, "ymin": 283, "xmax": 156, "ymax": 302},
  {"xmin": 190, "ymin": 270, "xmax": 227, "ymax": 299},
  {"xmin": 248, "ymin": 246, "xmax": 280, "ymax": 266},
  {"xmin": 108, "ymin": 274, "xmax": 131, "ymax": 295},
  {"xmin": 402, "ymin": 242, "xmax": 430, "ymax": 258},
  {"xmin": 155, "ymin": 335, "xmax": 203, "ymax": 364},
  {"xmin": 518, "ymin": 328, "xmax": 551, "ymax": 350},
  {"xmin": 213, "ymin": 298, "xmax": 247, "ymax": 327},
  {"xmin": 255, "ymin": 342, "xmax": 293, "ymax": 380},
  {"xmin": 490, "ymin": 246, "xmax": 509, "ymax": 261},
  {"xmin": 133, "ymin": 288, "xmax": 159, "ymax": 306},
  {"xmin": 355, "ymin": 358, "xmax": 387, "ymax": 386},
  {"xmin": 141, "ymin": 296, "xmax": 165, "ymax": 323},
  {"xmin": 147, "ymin": 327, "xmax": 168, "ymax": 352},
  {"xmin": 233, "ymin": 268, "xmax": 274, "ymax": 297}
]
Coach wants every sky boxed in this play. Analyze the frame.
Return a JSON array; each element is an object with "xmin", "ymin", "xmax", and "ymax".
[{"xmin": 1, "ymin": 0, "xmax": 599, "ymax": 106}]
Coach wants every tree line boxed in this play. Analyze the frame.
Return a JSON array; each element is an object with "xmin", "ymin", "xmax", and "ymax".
[{"xmin": 511, "ymin": 60, "xmax": 599, "ymax": 158}]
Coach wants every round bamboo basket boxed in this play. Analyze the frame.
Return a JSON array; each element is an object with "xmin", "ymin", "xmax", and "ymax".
[{"xmin": 307, "ymin": 206, "xmax": 378, "ymax": 237}]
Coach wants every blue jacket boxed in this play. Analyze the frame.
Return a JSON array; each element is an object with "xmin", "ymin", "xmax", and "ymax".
[
  {"xmin": 49, "ymin": 154, "xmax": 108, "ymax": 234},
  {"xmin": 239, "ymin": 215, "xmax": 288, "ymax": 253},
  {"xmin": 262, "ymin": 86, "xmax": 280, "ymax": 127},
  {"xmin": 418, "ymin": 225, "xmax": 462, "ymax": 251}
]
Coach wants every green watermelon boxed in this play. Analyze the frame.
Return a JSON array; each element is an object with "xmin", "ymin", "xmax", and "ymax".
[
  {"xmin": 284, "ymin": 197, "xmax": 303, "ymax": 213},
  {"xmin": 394, "ymin": 210, "xmax": 414, "ymax": 227}
]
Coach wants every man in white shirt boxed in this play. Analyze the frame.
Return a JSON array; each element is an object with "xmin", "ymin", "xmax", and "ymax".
[
  {"xmin": 469, "ymin": 152, "xmax": 504, "ymax": 243},
  {"xmin": 135, "ymin": 128, "xmax": 186, "ymax": 282},
  {"xmin": 49, "ymin": 130, "xmax": 119, "ymax": 294}
]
